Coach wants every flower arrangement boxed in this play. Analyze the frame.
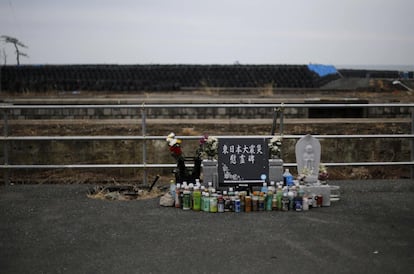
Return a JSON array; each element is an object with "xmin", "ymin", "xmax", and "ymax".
[
  {"xmin": 199, "ymin": 134, "xmax": 218, "ymax": 160},
  {"xmin": 268, "ymin": 136, "xmax": 282, "ymax": 159},
  {"xmin": 318, "ymin": 164, "xmax": 329, "ymax": 182},
  {"xmin": 166, "ymin": 132, "xmax": 182, "ymax": 157}
]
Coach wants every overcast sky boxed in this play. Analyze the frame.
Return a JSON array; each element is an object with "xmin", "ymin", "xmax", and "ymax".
[{"xmin": 1, "ymin": 0, "xmax": 413, "ymax": 67}]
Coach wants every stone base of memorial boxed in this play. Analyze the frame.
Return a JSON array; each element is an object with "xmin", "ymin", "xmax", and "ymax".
[
  {"xmin": 269, "ymin": 158, "xmax": 284, "ymax": 182},
  {"xmin": 202, "ymin": 159, "xmax": 218, "ymax": 188}
]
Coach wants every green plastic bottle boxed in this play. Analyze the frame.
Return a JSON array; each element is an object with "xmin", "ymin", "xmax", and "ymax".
[
  {"xmin": 276, "ymin": 187, "xmax": 283, "ymax": 210},
  {"xmin": 183, "ymin": 187, "xmax": 191, "ymax": 210},
  {"xmin": 193, "ymin": 187, "xmax": 201, "ymax": 211},
  {"xmin": 266, "ymin": 191, "xmax": 273, "ymax": 211},
  {"xmin": 202, "ymin": 193, "xmax": 210, "ymax": 212}
]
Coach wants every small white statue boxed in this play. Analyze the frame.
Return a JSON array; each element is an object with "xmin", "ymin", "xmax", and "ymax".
[{"xmin": 295, "ymin": 135, "xmax": 321, "ymax": 183}]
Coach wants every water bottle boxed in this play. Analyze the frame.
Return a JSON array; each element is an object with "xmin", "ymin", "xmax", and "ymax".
[
  {"xmin": 170, "ymin": 180, "xmax": 176, "ymax": 199},
  {"xmin": 269, "ymin": 181, "xmax": 276, "ymax": 192},
  {"xmin": 175, "ymin": 183, "xmax": 181, "ymax": 208},
  {"xmin": 260, "ymin": 182, "xmax": 268, "ymax": 194},
  {"xmin": 283, "ymin": 169, "xmax": 294, "ymax": 187}
]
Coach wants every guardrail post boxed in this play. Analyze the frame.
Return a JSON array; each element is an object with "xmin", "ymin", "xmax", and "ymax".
[
  {"xmin": 141, "ymin": 105, "xmax": 147, "ymax": 185},
  {"xmin": 280, "ymin": 103, "xmax": 285, "ymax": 135},
  {"xmin": 3, "ymin": 109, "xmax": 9, "ymax": 185},
  {"xmin": 411, "ymin": 110, "xmax": 414, "ymax": 179}
]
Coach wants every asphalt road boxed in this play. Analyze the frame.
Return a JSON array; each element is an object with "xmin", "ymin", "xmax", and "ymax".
[{"xmin": 1, "ymin": 180, "xmax": 413, "ymax": 274}]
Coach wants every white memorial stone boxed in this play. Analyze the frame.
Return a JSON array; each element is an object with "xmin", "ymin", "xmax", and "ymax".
[{"xmin": 295, "ymin": 134, "xmax": 321, "ymax": 183}]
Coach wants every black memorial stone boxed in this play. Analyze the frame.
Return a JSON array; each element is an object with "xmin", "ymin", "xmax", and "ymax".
[{"xmin": 218, "ymin": 138, "xmax": 269, "ymax": 186}]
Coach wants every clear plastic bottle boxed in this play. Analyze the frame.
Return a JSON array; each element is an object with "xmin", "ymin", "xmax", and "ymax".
[
  {"xmin": 283, "ymin": 169, "xmax": 294, "ymax": 187},
  {"xmin": 269, "ymin": 181, "xmax": 276, "ymax": 193},
  {"xmin": 207, "ymin": 182, "xmax": 213, "ymax": 194},
  {"xmin": 170, "ymin": 180, "xmax": 176, "ymax": 199},
  {"xmin": 175, "ymin": 183, "xmax": 181, "ymax": 208},
  {"xmin": 195, "ymin": 179, "xmax": 201, "ymax": 188},
  {"xmin": 288, "ymin": 190, "xmax": 294, "ymax": 210},
  {"xmin": 261, "ymin": 182, "xmax": 268, "ymax": 194}
]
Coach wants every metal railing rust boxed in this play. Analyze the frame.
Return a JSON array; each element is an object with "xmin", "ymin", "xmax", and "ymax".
[{"xmin": 1, "ymin": 103, "xmax": 414, "ymax": 184}]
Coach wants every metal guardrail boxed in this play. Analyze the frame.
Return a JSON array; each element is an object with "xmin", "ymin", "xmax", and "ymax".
[{"xmin": 1, "ymin": 103, "xmax": 414, "ymax": 184}]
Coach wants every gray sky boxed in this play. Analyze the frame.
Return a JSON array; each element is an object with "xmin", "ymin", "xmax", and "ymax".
[{"xmin": 1, "ymin": 0, "xmax": 413, "ymax": 66}]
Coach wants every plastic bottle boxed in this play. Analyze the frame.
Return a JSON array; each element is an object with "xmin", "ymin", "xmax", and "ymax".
[
  {"xmin": 276, "ymin": 186, "xmax": 283, "ymax": 210},
  {"xmin": 272, "ymin": 191, "xmax": 278, "ymax": 210},
  {"xmin": 239, "ymin": 192, "xmax": 246, "ymax": 212},
  {"xmin": 252, "ymin": 192, "xmax": 259, "ymax": 211},
  {"xmin": 195, "ymin": 179, "xmax": 201, "ymax": 188},
  {"xmin": 207, "ymin": 182, "xmax": 213, "ymax": 194},
  {"xmin": 261, "ymin": 182, "xmax": 268, "ymax": 194},
  {"xmin": 228, "ymin": 187, "xmax": 234, "ymax": 197},
  {"xmin": 302, "ymin": 196, "xmax": 309, "ymax": 211},
  {"xmin": 283, "ymin": 169, "xmax": 294, "ymax": 187},
  {"xmin": 228, "ymin": 188, "xmax": 235, "ymax": 212},
  {"xmin": 202, "ymin": 193, "xmax": 210, "ymax": 212},
  {"xmin": 282, "ymin": 193, "xmax": 289, "ymax": 211},
  {"xmin": 217, "ymin": 195, "xmax": 225, "ymax": 213},
  {"xmin": 266, "ymin": 191, "xmax": 273, "ymax": 211},
  {"xmin": 209, "ymin": 195, "xmax": 218, "ymax": 213},
  {"xmin": 183, "ymin": 187, "xmax": 191, "ymax": 210},
  {"xmin": 175, "ymin": 183, "xmax": 181, "ymax": 208},
  {"xmin": 245, "ymin": 196, "xmax": 252, "ymax": 212},
  {"xmin": 192, "ymin": 187, "xmax": 201, "ymax": 211},
  {"xmin": 189, "ymin": 183, "xmax": 194, "ymax": 209},
  {"xmin": 258, "ymin": 193, "xmax": 265, "ymax": 211},
  {"xmin": 170, "ymin": 180, "xmax": 176, "ymax": 199},
  {"xmin": 269, "ymin": 181, "xmax": 276, "ymax": 193},
  {"xmin": 288, "ymin": 190, "xmax": 294, "ymax": 210},
  {"xmin": 298, "ymin": 186, "xmax": 305, "ymax": 198}
]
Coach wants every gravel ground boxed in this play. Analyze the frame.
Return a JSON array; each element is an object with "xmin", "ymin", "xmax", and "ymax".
[{"xmin": 0, "ymin": 180, "xmax": 413, "ymax": 274}]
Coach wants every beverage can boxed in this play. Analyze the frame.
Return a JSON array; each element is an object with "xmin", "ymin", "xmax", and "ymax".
[
  {"xmin": 252, "ymin": 195, "xmax": 258, "ymax": 211},
  {"xmin": 230, "ymin": 197, "xmax": 235, "ymax": 212},
  {"xmin": 295, "ymin": 197, "xmax": 303, "ymax": 212},
  {"xmin": 258, "ymin": 194, "xmax": 265, "ymax": 211},
  {"xmin": 316, "ymin": 195, "xmax": 323, "ymax": 207},
  {"xmin": 218, "ymin": 197, "xmax": 225, "ymax": 213},
  {"xmin": 235, "ymin": 199, "xmax": 241, "ymax": 213},
  {"xmin": 245, "ymin": 196, "xmax": 252, "ymax": 212}
]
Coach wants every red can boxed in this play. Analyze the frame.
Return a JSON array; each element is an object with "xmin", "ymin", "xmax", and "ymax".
[{"xmin": 316, "ymin": 195, "xmax": 323, "ymax": 207}]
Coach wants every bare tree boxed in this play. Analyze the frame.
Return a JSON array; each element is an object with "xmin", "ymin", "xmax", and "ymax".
[
  {"xmin": 1, "ymin": 48, "xmax": 7, "ymax": 65},
  {"xmin": 1, "ymin": 35, "xmax": 28, "ymax": 65}
]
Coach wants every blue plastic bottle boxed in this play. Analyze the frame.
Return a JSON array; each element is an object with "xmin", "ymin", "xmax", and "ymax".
[{"xmin": 283, "ymin": 169, "xmax": 294, "ymax": 187}]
